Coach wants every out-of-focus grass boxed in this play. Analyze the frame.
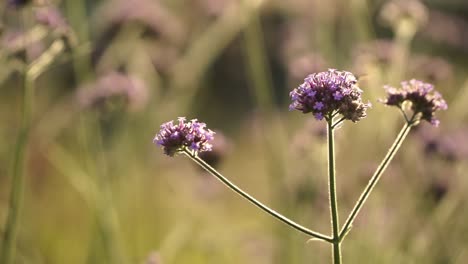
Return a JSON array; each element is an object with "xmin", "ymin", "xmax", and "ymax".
[{"xmin": 1, "ymin": 0, "xmax": 468, "ymax": 263}]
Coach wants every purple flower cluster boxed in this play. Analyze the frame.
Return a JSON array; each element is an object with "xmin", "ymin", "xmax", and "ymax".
[
  {"xmin": 289, "ymin": 69, "xmax": 370, "ymax": 122},
  {"xmin": 154, "ymin": 117, "xmax": 215, "ymax": 156},
  {"xmin": 382, "ymin": 79, "xmax": 447, "ymax": 126}
]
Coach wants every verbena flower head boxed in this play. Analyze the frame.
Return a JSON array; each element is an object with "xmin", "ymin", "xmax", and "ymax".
[
  {"xmin": 382, "ymin": 79, "xmax": 447, "ymax": 126},
  {"xmin": 154, "ymin": 117, "xmax": 215, "ymax": 156},
  {"xmin": 289, "ymin": 69, "xmax": 371, "ymax": 122}
]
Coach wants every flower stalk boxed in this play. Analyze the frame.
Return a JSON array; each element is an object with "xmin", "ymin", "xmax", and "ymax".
[
  {"xmin": 327, "ymin": 116, "xmax": 341, "ymax": 264},
  {"xmin": 339, "ymin": 117, "xmax": 414, "ymax": 241},
  {"xmin": 154, "ymin": 73, "xmax": 448, "ymax": 264},
  {"xmin": 326, "ymin": 116, "xmax": 342, "ymax": 263},
  {"xmin": 0, "ymin": 39, "xmax": 65, "ymax": 264},
  {"xmin": 0, "ymin": 74, "xmax": 34, "ymax": 264},
  {"xmin": 182, "ymin": 148, "xmax": 333, "ymax": 243}
]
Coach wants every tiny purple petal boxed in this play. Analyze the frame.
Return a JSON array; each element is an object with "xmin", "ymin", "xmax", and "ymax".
[
  {"xmin": 204, "ymin": 143, "xmax": 213, "ymax": 151},
  {"xmin": 333, "ymin": 91, "xmax": 343, "ymax": 100},
  {"xmin": 314, "ymin": 101, "xmax": 324, "ymax": 110},
  {"xmin": 307, "ymin": 90, "xmax": 317, "ymax": 97},
  {"xmin": 190, "ymin": 142, "xmax": 199, "ymax": 150},
  {"xmin": 314, "ymin": 112, "xmax": 324, "ymax": 120}
]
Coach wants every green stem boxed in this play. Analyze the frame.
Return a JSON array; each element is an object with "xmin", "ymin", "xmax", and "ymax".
[
  {"xmin": 339, "ymin": 121, "xmax": 413, "ymax": 241},
  {"xmin": 244, "ymin": 14, "xmax": 292, "ymax": 262},
  {"xmin": 1, "ymin": 37, "xmax": 65, "ymax": 264},
  {"xmin": 327, "ymin": 119, "xmax": 342, "ymax": 264},
  {"xmin": 243, "ymin": 7, "xmax": 273, "ymax": 111},
  {"xmin": 182, "ymin": 149, "xmax": 333, "ymax": 243},
  {"xmin": 331, "ymin": 117, "xmax": 346, "ymax": 129},
  {"xmin": 0, "ymin": 74, "xmax": 34, "ymax": 264}
]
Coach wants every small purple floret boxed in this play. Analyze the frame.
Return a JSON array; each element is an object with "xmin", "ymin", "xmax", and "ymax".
[
  {"xmin": 314, "ymin": 113, "xmax": 324, "ymax": 120},
  {"xmin": 154, "ymin": 117, "xmax": 215, "ymax": 156},
  {"xmin": 333, "ymin": 91, "xmax": 343, "ymax": 100},
  {"xmin": 314, "ymin": 101, "xmax": 324, "ymax": 110},
  {"xmin": 289, "ymin": 69, "xmax": 370, "ymax": 122},
  {"xmin": 381, "ymin": 79, "xmax": 447, "ymax": 126}
]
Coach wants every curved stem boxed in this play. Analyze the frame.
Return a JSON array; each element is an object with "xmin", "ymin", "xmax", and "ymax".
[
  {"xmin": 182, "ymin": 149, "xmax": 333, "ymax": 243},
  {"xmin": 0, "ymin": 74, "xmax": 34, "ymax": 264},
  {"xmin": 327, "ymin": 120, "xmax": 342, "ymax": 264},
  {"xmin": 339, "ymin": 121, "xmax": 413, "ymax": 241}
]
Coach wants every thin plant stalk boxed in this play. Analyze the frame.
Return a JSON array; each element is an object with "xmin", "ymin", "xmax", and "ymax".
[
  {"xmin": 339, "ymin": 119, "xmax": 414, "ymax": 240},
  {"xmin": 0, "ymin": 74, "xmax": 34, "ymax": 264},
  {"xmin": 69, "ymin": 111, "xmax": 127, "ymax": 264},
  {"xmin": 243, "ymin": 10, "xmax": 295, "ymax": 263},
  {"xmin": 243, "ymin": 7, "xmax": 273, "ymax": 111},
  {"xmin": 93, "ymin": 116, "xmax": 127, "ymax": 264},
  {"xmin": 65, "ymin": 0, "xmax": 93, "ymax": 80},
  {"xmin": 1, "ymin": 39, "xmax": 65, "ymax": 264},
  {"xmin": 182, "ymin": 148, "xmax": 333, "ymax": 243},
  {"xmin": 327, "ymin": 117, "xmax": 342, "ymax": 264}
]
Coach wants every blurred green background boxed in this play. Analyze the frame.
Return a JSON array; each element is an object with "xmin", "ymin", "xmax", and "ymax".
[{"xmin": 1, "ymin": 0, "xmax": 468, "ymax": 263}]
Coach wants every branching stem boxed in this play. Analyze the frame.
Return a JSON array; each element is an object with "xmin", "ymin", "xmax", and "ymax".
[
  {"xmin": 182, "ymin": 149, "xmax": 333, "ymax": 243},
  {"xmin": 339, "ymin": 118, "xmax": 414, "ymax": 241}
]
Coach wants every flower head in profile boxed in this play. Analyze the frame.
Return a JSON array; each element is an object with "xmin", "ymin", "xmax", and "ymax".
[
  {"xmin": 154, "ymin": 117, "xmax": 215, "ymax": 156},
  {"xmin": 289, "ymin": 69, "xmax": 371, "ymax": 122},
  {"xmin": 381, "ymin": 79, "xmax": 447, "ymax": 126}
]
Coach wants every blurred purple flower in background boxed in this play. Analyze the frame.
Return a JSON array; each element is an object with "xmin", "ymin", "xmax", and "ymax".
[
  {"xmin": 409, "ymin": 56, "xmax": 453, "ymax": 83},
  {"xmin": 76, "ymin": 71, "xmax": 148, "ymax": 112},
  {"xmin": 91, "ymin": 0, "xmax": 185, "ymax": 71},
  {"xmin": 421, "ymin": 10, "xmax": 468, "ymax": 53},
  {"xmin": 286, "ymin": 53, "xmax": 328, "ymax": 83},
  {"xmin": 1, "ymin": 3, "xmax": 74, "ymax": 63},
  {"xmin": 95, "ymin": 0, "xmax": 184, "ymax": 41},
  {"xmin": 289, "ymin": 69, "xmax": 370, "ymax": 122},
  {"xmin": 7, "ymin": 0, "xmax": 31, "ymax": 8},
  {"xmin": 35, "ymin": 6, "xmax": 69, "ymax": 33},
  {"xmin": 379, "ymin": 0, "xmax": 428, "ymax": 28},
  {"xmin": 144, "ymin": 251, "xmax": 163, "ymax": 264},
  {"xmin": 382, "ymin": 79, "xmax": 447, "ymax": 126},
  {"xmin": 352, "ymin": 39, "xmax": 396, "ymax": 69},
  {"xmin": 197, "ymin": 132, "xmax": 231, "ymax": 168},
  {"xmin": 1, "ymin": 30, "xmax": 46, "ymax": 61},
  {"xmin": 416, "ymin": 125, "xmax": 468, "ymax": 162},
  {"xmin": 154, "ymin": 117, "xmax": 215, "ymax": 156},
  {"xmin": 195, "ymin": 0, "xmax": 232, "ymax": 17},
  {"xmin": 352, "ymin": 40, "xmax": 454, "ymax": 84}
]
